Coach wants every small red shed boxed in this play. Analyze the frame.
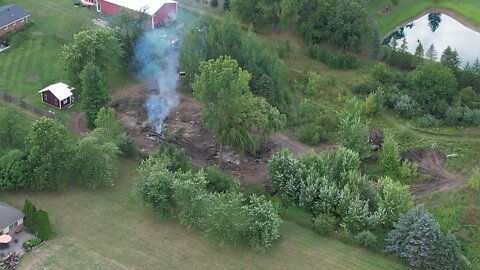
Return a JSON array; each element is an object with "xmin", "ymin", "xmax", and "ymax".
[
  {"xmin": 39, "ymin": 83, "xmax": 75, "ymax": 109},
  {"xmin": 96, "ymin": 0, "xmax": 177, "ymax": 28}
]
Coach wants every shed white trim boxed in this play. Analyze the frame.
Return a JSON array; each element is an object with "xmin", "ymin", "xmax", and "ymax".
[{"xmin": 39, "ymin": 82, "xmax": 74, "ymax": 101}]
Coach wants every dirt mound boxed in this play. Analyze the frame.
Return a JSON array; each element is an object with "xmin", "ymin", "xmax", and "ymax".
[
  {"xmin": 110, "ymin": 84, "xmax": 160, "ymax": 153},
  {"xmin": 402, "ymin": 148, "xmax": 464, "ymax": 196},
  {"xmin": 368, "ymin": 128, "xmax": 384, "ymax": 151}
]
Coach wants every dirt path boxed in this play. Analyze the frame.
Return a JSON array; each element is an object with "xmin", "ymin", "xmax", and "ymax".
[
  {"xmin": 403, "ymin": 148, "xmax": 465, "ymax": 196},
  {"xmin": 269, "ymin": 133, "xmax": 338, "ymax": 155},
  {"xmin": 68, "ymin": 112, "xmax": 89, "ymax": 136}
]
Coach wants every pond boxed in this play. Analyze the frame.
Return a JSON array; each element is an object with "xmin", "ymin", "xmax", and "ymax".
[{"xmin": 382, "ymin": 13, "xmax": 480, "ymax": 66}]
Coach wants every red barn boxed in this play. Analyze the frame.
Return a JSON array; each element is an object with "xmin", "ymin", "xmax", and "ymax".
[
  {"xmin": 39, "ymin": 83, "xmax": 75, "ymax": 109},
  {"xmin": 96, "ymin": 0, "xmax": 177, "ymax": 28}
]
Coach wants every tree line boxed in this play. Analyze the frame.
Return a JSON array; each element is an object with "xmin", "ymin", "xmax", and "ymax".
[
  {"xmin": 136, "ymin": 150, "xmax": 282, "ymax": 249},
  {"xmin": 0, "ymin": 106, "xmax": 131, "ymax": 191}
]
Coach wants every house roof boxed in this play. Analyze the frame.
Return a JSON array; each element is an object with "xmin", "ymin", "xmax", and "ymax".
[
  {"xmin": 0, "ymin": 4, "xmax": 29, "ymax": 28},
  {"xmin": 39, "ymin": 82, "xmax": 74, "ymax": 101},
  {"xmin": 0, "ymin": 202, "xmax": 25, "ymax": 230},
  {"xmin": 103, "ymin": 0, "xmax": 177, "ymax": 16}
]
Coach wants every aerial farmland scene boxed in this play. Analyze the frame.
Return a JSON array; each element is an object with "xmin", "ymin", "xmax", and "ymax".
[{"xmin": 1, "ymin": 0, "xmax": 480, "ymax": 269}]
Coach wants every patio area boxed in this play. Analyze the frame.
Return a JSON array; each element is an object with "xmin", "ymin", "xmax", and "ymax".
[{"xmin": 0, "ymin": 230, "xmax": 34, "ymax": 257}]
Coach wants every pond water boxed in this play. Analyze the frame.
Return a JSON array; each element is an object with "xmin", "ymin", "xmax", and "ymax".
[{"xmin": 382, "ymin": 13, "xmax": 480, "ymax": 66}]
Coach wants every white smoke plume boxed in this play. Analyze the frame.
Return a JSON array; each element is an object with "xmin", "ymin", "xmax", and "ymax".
[{"xmin": 134, "ymin": 28, "xmax": 180, "ymax": 133}]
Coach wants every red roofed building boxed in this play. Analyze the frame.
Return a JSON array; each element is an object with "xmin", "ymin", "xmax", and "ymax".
[{"xmin": 96, "ymin": 0, "xmax": 177, "ymax": 28}]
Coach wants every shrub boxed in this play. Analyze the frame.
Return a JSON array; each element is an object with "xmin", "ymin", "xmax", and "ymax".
[
  {"xmin": 417, "ymin": 114, "xmax": 438, "ymax": 128},
  {"xmin": 244, "ymin": 182, "xmax": 266, "ymax": 197},
  {"xmin": 116, "ymin": 133, "xmax": 137, "ymax": 157},
  {"xmin": 351, "ymin": 81, "xmax": 378, "ymax": 95},
  {"xmin": 399, "ymin": 161, "xmax": 419, "ymax": 184},
  {"xmin": 364, "ymin": 91, "xmax": 385, "ymax": 115},
  {"xmin": 394, "ymin": 94, "xmax": 421, "ymax": 118},
  {"xmin": 306, "ymin": 45, "xmax": 359, "ymax": 70},
  {"xmin": 313, "ymin": 214, "xmax": 338, "ymax": 235},
  {"xmin": 371, "ymin": 64, "xmax": 400, "ymax": 85},
  {"xmin": 153, "ymin": 143, "xmax": 189, "ymax": 172},
  {"xmin": 204, "ymin": 166, "xmax": 240, "ymax": 193},
  {"xmin": 278, "ymin": 202, "xmax": 313, "ymax": 228},
  {"xmin": 299, "ymin": 124, "xmax": 328, "ymax": 145},
  {"xmin": 355, "ymin": 231, "xmax": 377, "ymax": 248}
]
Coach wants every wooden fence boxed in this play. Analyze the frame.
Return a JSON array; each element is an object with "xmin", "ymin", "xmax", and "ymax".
[{"xmin": 0, "ymin": 91, "xmax": 60, "ymax": 121}]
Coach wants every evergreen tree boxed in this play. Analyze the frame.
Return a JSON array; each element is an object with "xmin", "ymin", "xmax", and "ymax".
[
  {"xmin": 425, "ymin": 44, "xmax": 437, "ymax": 61},
  {"xmin": 399, "ymin": 37, "xmax": 408, "ymax": 52},
  {"xmin": 36, "ymin": 210, "xmax": 53, "ymax": 240},
  {"xmin": 223, "ymin": 0, "xmax": 230, "ymax": 11},
  {"xmin": 440, "ymin": 46, "xmax": 461, "ymax": 69},
  {"xmin": 386, "ymin": 205, "xmax": 466, "ymax": 269},
  {"xmin": 23, "ymin": 199, "xmax": 33, "ymax": 228},
  {"xmin": 80, "ymin": 62, "xmax": 111, "ymax": 129},
  {"xmin": 371, "ymin": 22, "xmax": 380, "ymax": 59},
  {"xmin": 414, "ymin": 42, "xmax": 424, "ymax": 58},
  {"xmin": 24, "ymin": 200, "xmax": 37, "ymax": 232}
]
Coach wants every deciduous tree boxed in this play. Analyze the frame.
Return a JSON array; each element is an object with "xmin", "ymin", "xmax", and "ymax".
[
  {"xmin": 73, "ymin": 136, "xmax": 118, "ymax": 189},
  {"xmin": 62, "ymin": 28, "xmax": 123, "ymax": 93},
  {"xmin": 193, "ymin": 56, "xmax": 285, "ymax": 165},
  {"xmin": 376, "ymin": 176, "xmax": 413, "ymax": 227},
  {"xmin": 0, "ymin": 105, "xmax": 29, "ymax": 150},
  {"xmin": 379, "ymin": 131, "xmax": 401, "ymax": 178},
  {"xmin": 244, "ymin": 194, "xmax": 282, "ymax": 248},
  {"xmin": 25, "ymin": 118, "xmax": 71, "ymax": 190},
  {"xmin": 301, "ymin": 0, "xmax": 368, "ymax": 50}
]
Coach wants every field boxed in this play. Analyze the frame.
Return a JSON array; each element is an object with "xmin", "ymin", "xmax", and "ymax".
[
  {"xmin": 0, "ymin": 159, "xmax": 406, "ymax": 270},
  {"xmin": 0, "ymin": 0, "xmax": 95, "ymax": 105},
  {"xmin": 2, "ymin": 0, "xmax": 480, "ymax": 268}
]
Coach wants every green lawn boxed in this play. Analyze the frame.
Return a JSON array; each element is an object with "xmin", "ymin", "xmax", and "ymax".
[
  {"xmin": 367, "ymin": 0, "xmax": 480, "ymax": 34},
  {"xmin": 0, "ymin": 159, "xmax": 407, "ymax": 270},
  {"xmin": 0, "ymin": 0, "xmax": 96, "ymax": 106}
]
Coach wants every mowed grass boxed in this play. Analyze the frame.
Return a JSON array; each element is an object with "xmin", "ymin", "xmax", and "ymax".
[
  {"xmin": 0, "ymin": 0, "xmax": 96, "ymax": 105},
  {"xmin": 0, "ymin": 159, "xmax": 407, "ymax": 270},
  {"xmin": 367, "ymin": 0, "xmax": 480, "ymax": 34}
]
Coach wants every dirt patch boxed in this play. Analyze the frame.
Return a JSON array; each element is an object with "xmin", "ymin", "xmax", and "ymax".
[
  {"xmin": 402, "ymin": 148, "xmax": 465, "ymax": 196},
  {"xmin": 109, "ymin": 83, "xmax": 337, "ymax": 186},
  {"xmin": 110, "ymin": 83, "xmax": 161, "ymax": 153},
  {"xmin": 368, "ymin": 127, "xmax": 384, "ymax": 151},
  {"xmin": 269, "ymin": 133, "xmax": 338, "ymax": 156},
  {"xmin": 68, "ymin": 112, "xmax": 89, "ymax": 136}
]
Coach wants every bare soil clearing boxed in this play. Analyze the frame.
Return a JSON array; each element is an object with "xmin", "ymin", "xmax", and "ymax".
[
  {"xmin": 402, "ymin": 148, "xmax": 465, "ymax": 196},
  {"xmin": 109, "ymin": 83, "xmax": 337, "ymax": 185}
]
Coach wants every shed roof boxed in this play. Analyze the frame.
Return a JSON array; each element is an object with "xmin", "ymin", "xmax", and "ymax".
[
  {"xmin": 39, "ymin": 82, "xmax": 74, "ymax": 101},
  {"xmin": 103, "ymin": 0, "xmax": 177, "ymax": 16},
  {"xmin": 0, "ymin": 202, "xmax": 25, "ymax": 230},
  {"xmin": 0, "ymin": 4, "xmax": 29, "ymax": 28}
]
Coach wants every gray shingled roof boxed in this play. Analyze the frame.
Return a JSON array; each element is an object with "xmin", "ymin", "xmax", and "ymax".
[
  {"xmin": 0, "ymin": 4, "xmax": 29, "ymax": 28},
  {"xmin": 0, "ymin": 202, "xmax": 25, "ymax": 230}
]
